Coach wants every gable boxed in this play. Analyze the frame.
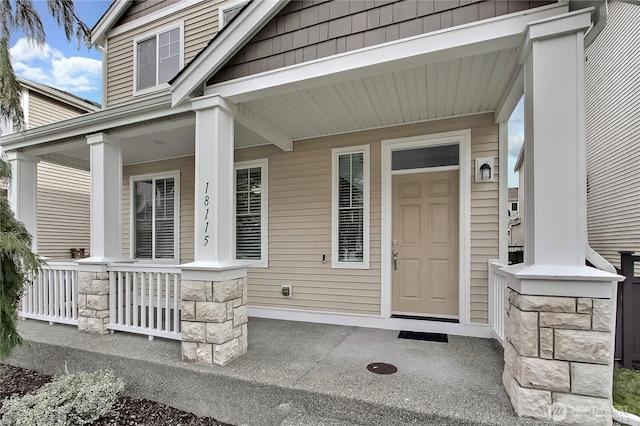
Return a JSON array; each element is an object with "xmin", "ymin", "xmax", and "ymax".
[
  {"xmin": 114, "ymin": 0, "xmax": 181, "ymax": 28},
  {"xmin": 208, "ymin": 0, "xmax": 555, "ymax": 85}
]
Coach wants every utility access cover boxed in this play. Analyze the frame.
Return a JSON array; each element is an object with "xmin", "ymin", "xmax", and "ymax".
[{"xmin": 366, "ymin": 363, "xmax": 398, "ymax": 375}]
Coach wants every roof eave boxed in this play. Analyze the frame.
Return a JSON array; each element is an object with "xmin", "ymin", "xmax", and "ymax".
[
  {"xmin": 18, "ymin": 78, "xmax": 101, "ymax": 112},
  {"xmin": 91, "ymin": 0, "xmax": 131, "ymax": 47}
]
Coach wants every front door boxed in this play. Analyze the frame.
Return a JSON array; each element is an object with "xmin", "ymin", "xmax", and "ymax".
[{"xmin": 391, "ymin": 170, "xmax": 459, "ymax": 317}]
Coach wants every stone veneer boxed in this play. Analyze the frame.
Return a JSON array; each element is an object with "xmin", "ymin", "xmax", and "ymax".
[
  {"xmin": 503, "ymin": 290, "xmax": 614, "ymax": 425},
  {"xmin": 77, "ymin": 271, "xmax": 110, "ymax": 334},
  {"xmin": 180, "ymin": 277, "xmax": 248, "ymax": 365}
]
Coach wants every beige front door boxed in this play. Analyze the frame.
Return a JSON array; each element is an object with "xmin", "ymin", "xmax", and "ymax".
[{"xmin": 392, "ymin": 170, "xmax": 459, "ymax": 317}]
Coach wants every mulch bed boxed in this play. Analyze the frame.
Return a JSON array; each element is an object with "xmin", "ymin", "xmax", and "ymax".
[{"xmin": 0, "ymin": 365, "xmax": 232, "ymax": 426}]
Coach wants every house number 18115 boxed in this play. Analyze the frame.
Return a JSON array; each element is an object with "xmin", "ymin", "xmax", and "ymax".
[{"xmin": 203, "ymin": 181, "xmax": 210, "ymax": 246}]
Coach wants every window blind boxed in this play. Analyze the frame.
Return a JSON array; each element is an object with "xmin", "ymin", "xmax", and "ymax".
[
  {"xmin": 236, "ymin": 167, "xmax": 262, "ymax": 259},
  {"xmin": 134, "ymin": 177, "xmax": 175, "ymax": 260},
  {"xmin": 338, "ymin": 153, "xmax": 364, "ymax": 262}
]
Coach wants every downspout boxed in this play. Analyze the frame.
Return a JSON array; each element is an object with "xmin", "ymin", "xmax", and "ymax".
[{"xmin": 568, "ymin": 0, "xmax": 616, "ymax": 273}]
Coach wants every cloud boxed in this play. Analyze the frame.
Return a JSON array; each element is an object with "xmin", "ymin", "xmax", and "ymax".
[{"xmin": 9, "ymin": 37, "xmax": 101, "ymax": 97}]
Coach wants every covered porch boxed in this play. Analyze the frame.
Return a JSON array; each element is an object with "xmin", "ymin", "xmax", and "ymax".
[{"xmin": 2, "ymin": 1, "xmax": 622, "ymax": 424}]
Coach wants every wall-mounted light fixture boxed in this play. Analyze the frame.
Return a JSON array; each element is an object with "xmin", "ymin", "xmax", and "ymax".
[{"xmin": 475, "ymin": 157, "xmax": 494, "ymax": 182}]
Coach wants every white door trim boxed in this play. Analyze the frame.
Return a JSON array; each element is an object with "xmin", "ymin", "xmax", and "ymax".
[{"xmin": 381, "ymin": 130, "xmax": 472, "ymax": 325}]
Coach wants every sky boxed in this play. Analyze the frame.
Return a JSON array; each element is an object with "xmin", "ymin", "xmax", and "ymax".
[
  {"xmin": 9, "ymin": 1, "xmax": 111, "ymax": 104},
  {"xmin": 507, "ymin": 98, "xmax": 524, "ymax": 188},
  {"xmin": 8, "ymin": 1, "xmax": 526, "ymax": 187}
]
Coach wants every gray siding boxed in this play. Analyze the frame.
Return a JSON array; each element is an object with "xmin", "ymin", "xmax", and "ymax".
[
  {"xmin": 209, "ymin": 0, "xmax": 554, "ymax": 84},
  {"xmin": 586, "ymin": 1, "xmax": 640, "ymax": 270}
]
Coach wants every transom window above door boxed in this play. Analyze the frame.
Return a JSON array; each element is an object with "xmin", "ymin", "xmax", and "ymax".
[
  {"xmin": 134, "ymin": 24, "xmax": 183, "ymax": 95},
  {"xmin": 391, "ymin": 144, "xmax": 459, "ymax": 171}
]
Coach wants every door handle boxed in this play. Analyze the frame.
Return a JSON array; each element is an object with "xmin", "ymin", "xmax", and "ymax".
[{"xmin": 392, "ymin": 249, "xmax": 398, "ymax": 270}]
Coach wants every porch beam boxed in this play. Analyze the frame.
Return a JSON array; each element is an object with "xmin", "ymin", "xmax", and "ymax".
[
  {"xmin": 236, "ymin": 104, "xmax": 293, "ymax": 152},
  {"xmin": 5, "ymin": 151, "xmax": 38, "ymax": 251},
  {"xmin": 85, "ymin": 132, "xmax": 122, "ymax": 261},
  {"xmin": 494, "ymin": 67, "xmax": 523, "ymax": 124},
  {"xmin": 205, "ymin": 3, "xmax": 568, "ymax": 104},
  {"xmin": 39, "ymin": 153, "xmax": 90, "ymax": 171}
]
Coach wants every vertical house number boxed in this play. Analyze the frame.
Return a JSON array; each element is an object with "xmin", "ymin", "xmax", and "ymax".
[{"xmin": 203, "ymin": 181, "xmax": 210, "ymax": 246}]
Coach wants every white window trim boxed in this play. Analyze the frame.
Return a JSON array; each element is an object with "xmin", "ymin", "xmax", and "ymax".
[
  {"xmin": 129, "ymin": 170, "xmax": 181, "ymax": 263},
  {"xmin": 219, "ymin": 0, "xmax": 249, "ymax": 28},
  {"xmin": 132, "ymin": 22, "xmax": 184, "ymax": 96},
  {"xmin": 233, "ymin": 158, "xmax": 269, "ymax": 268},
  {"xmin": 331, "ymin": 145, "xmax": 370, "ymax": 269}
]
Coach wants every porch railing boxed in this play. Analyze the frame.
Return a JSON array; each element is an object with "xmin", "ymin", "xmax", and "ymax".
[
  {"xmin": 19, "ymin": 262, "xmax": 79, "ymax": 325},
  {"xmin": 488, "ymin": 260, "xmax": 508, "ymax": 346},
  {"xmin": 107, "ymin": 264, "xmax": 181, "ymax": 340}
]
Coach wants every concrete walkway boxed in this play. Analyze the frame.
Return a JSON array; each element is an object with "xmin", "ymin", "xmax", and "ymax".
[{"xmin": 8, "ymin": 318, "xmax": 549, "ymax": 425}]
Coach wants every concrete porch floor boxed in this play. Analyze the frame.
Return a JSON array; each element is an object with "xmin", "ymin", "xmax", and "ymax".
[{"xmin": 8, "ymin": 318, "xmax": 550, "ymax": 425}]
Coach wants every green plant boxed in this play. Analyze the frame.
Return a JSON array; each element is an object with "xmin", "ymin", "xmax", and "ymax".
[
  {"xmin": 613, "ymin": 364, "xmax": 640, "ymax": 417},
  {"xmin": 0, "ymin": 370, "xmax": 125, "ymax": 426},
  {"xmin": 0, "ymin": 157, "xmax": 43, "ymax": 361}
]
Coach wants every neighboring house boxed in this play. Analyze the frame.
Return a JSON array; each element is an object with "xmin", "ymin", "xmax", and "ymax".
[
  {"xmin": 0, "ymin": 78, "xmax": 99, "ymax": 259},
  {"xmin": 0, "ymin": 1, "xmax": 623, "ymax": 424},
  {"xmin": 585, "ymin": 0, "xmax": 640, "ymax": 272},
  {"xmin": 507, "ymin": 187, "xmax": 522, "ymax": 246}
]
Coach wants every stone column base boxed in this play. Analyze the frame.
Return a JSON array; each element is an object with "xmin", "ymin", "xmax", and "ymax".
[
  {"xmin": 180, "ymin": 272, "xmax": 248, "ymax": 366},
  {"xmin": 503, "ymin": 290, "xmax": 614, "ymax": 426},
  {"xmin": 77, "ymin": 269, "xmax": 110, "ymax": 334}
]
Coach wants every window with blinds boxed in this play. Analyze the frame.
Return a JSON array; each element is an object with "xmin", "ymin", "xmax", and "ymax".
[
  {"xmin": 332, "ymin": 146, "xmax": 370, "ymax": 269},
  {"xmin": 135, "ymin": 25, "xmax": 182, "ymax": 93},
  {"xmin": 133, "ymin": 173, "xmax": 179, "ymax": 261},
  {"xmin": 235, "ymin": 159, "xmax": 268, "ymax": 267}
]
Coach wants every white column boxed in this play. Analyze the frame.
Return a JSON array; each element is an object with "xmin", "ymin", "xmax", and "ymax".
[
  {"xmin": 498, "ymin": 121, "xmax": 508, "ymax": 265},
  {"xmin": 180, "ymin": 95, "xmax": 248, "ymax": 366},
  {"xmin": 501, "ymin": 10, "xmax": 623, "ymax": 426},
  {"xmin": 187, "ymin": 94, "xmax": 239, "ymax": 268},
  {"xmin": 6, "ymin": 151, "xmax": 38, "ymax": 250},
  {"xmin": 522, "ymin": 11, "xmax": 590, "ymax": 267},
  {"xmin": 85, "ymin": 133, "xmax": 122, "ymax": 261}
]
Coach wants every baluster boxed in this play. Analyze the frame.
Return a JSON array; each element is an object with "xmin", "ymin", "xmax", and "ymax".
[
  {"xmin": 141, "ymin": 273, "xmax": 147, "ymax": 328},
  {"xmin": 156, "ymin": 273, "xmax": 162, "ymax": 331},
  {"xmin": 109, "ymin": 271, "xmax": 116, "ymax": 326},
  {"xmin": 72, "ymin": 271, "xmax": 77, "ymax": 320},
  {"xmin": 173, "ymin": 274, "xmax": 180, "ymax": 333},
  {"xmin": 125, "ymin": 272, "xmax": 131, "ymax": 326},
  {"xmin": 148, "ymin": 273, "xmax": 154, "ymax": 329},
  {"xmin": 133, "ymin": 272, "xmax": 138, "ymax": 328}
]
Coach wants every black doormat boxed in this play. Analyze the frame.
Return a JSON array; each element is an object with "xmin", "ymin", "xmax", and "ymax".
[{"xmin": 398, "ymin": 331, "xmax": 448, "ymax": 343}]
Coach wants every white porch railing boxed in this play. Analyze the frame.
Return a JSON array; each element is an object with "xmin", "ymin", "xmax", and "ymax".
[
  {"xmin": 488, "ymin": 260, "xmax": 508, "ymax": 346},
  {"xmin": 107, "ymin": 264, "xmax": 181, "ymax": 340},
  {"xmin": 19, "ymin": 262, "xmax": 79, "ymax": 325}
]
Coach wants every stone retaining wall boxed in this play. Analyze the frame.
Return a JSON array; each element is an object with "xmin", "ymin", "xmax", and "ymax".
[{"xmin": 503, "ymin": 290, "xmax": 614, "ymax": 425}]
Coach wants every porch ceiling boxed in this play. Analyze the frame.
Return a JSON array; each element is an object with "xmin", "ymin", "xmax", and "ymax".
[{"xmin": 240, "ymin": 47, "xmax": 518, "ymax": 141}]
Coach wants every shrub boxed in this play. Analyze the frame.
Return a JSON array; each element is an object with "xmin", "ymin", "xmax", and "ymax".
[{"xmin": 0, "ymin": 370, "xmax": 125, "ymax": 426}]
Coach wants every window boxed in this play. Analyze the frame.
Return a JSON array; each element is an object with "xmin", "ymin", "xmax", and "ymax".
[
  {"xmin": 234, "ymin": 159, "xmax": 268, "ymax": 267},
  {"xmin": 219, "ymin": 0, "xmax": 249, "ymax": 28},
  {"xmin": 134, "ymin": 24, "xmax": 183, "ymax": 94},
  {"xmin": 332, "ymin": 145, "xmax": 370, "ymax": 269},
  {"xmin": 511, "ymin": 202, "xmax": 518, "ymax": 212},
  {"xmin": 131, "ymin": 172, "xmax": 180, "ymax": 261}
]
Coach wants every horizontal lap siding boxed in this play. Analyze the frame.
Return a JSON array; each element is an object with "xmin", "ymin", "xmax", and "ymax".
[
  {"xmin": 586, "ymin": 1, "xmax": 640, "ymax": 272},
  {"xmin": 106, "ymin": 0, "xmax": 221, "ymax": 107},
  {"xmin": 27, "ymin": 92, "xmax": 85, "ymax": 128},
  {"xmin": 469, "ymin": 120, "xmax": 499, "ymax": 324},
  {"xmin": 237, "ymin": 113, "xmax": 498, "ymax": 320},
  {"xmin": 37, "ymin": 162, "xmax": 90, "ymax": 259},
  {"xmin": 122, "ymin": 157, "xmax": 195, "ymax": 264}
]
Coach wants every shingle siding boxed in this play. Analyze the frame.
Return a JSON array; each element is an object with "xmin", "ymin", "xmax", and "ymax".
[{"xmin": 208, "ymin": 0, "xmax": 554, "ymax": 85}]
